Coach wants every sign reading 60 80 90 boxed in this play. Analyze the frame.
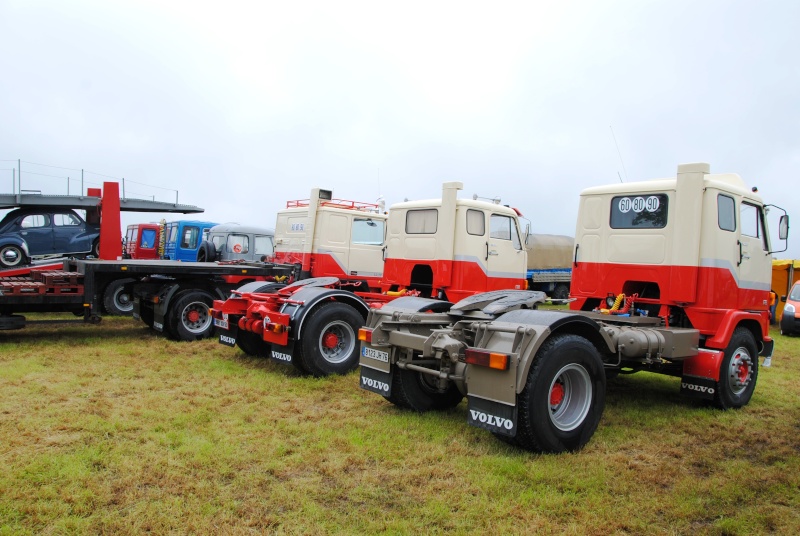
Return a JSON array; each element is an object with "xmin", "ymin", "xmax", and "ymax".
[{"xmin": 611, "ymin": 194, "xmax": 668, "ymax": 229}]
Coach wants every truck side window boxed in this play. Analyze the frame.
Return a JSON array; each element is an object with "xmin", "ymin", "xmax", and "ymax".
[
  {"xmin": 740, "ymin": 202, "xmax": 769, "ymax": 250},
  {"xmin": 140, "ymin": 229, "xmax": 157, "ymax": 248},
  {"xmin": 609, "ymin": 194, "xmax": 668, "ymax": 229},
  {"xmin": 490, "ymin": 214, "xmax": 522, "ymax": 250},
  {"xmin": 352, "ymin": 218, "xmax": 384, "ymax": 245},
  {"xmin": 466, "ymin": 209, "xmax": 485, "ymax": 236},
  {"xmin": 227, "ymin": 235, "xmax": 249, "ymax": 254},
  {"xmin": 406, "ymin": 209, "xmax": 438, "ymax": 234},
  {"xmin": 717, "ymin": 194, "xmax": 736, "ymax": 232},
  {"xmin": 254, "ymin": 235, "xmax": 274, "ymax": 255},
  {"xmin": 740, "ymin": 203, "xmax": 760, "ymax": 238},
  {"xmin": 181, "ymin": 227, "xmax": 200, "ymax": 249}
]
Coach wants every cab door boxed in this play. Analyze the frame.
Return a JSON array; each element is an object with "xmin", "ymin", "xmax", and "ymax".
[
  {"xmin": 737, "ymin": 200, "xmax": 772, "ymax": 309},
  {"xmin": 487, "ymin": 213, "xmax": 527, "ymax": 290}
]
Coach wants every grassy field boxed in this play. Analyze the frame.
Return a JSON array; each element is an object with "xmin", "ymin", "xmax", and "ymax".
[{"xmin": 1, "ymin": 314, "xmax": 799, "ymax": 535}]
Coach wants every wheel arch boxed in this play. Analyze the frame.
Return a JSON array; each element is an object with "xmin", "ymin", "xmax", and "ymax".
[
  {"xmin": 0, "ymin": 236, "xmax": 29, "ymax": 253},
  {"xmin": 508, "ymin": 311, "xmax": 612, "ymax": 394},
  {"xmin": 289, "ymin": 287, "xmax": 370, "ymax": 340}
]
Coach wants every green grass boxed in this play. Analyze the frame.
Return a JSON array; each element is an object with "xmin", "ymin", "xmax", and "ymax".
[{"xmin": 1, "ymin": 315, "xmax": 799, "ymax": 534}]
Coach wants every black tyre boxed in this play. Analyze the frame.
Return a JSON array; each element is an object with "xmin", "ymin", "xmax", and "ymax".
[
  {"xmin": 387, "ymin": 367, "xmax": 464, "ymax": 412},
  {"xmin": 552, "ymin": 284, "xmax": 570, "ymax": 300},
  {"xmin": 92, "ymin": 239, "xmax": 100, "ymax": 258},
  {"xmin": 713, "ymin": 327, "xmax": 758, "ymax": 409},
  {"xmin": 0, "ymin": 245, "xmax": 27, "ymax": 269},
  {"xmin": 196, "ymin": 241, "xmax": 215, "ymax": 262},
  {"xmin": 0, "ymin": 314, "xmax": 26, "ymax": 330},
  {"xmin": 167, "ymin": 290, "xmax": 215, "ymax": 341},
  {"xmin": 294, "ymin": 302, "xmax": 364, "ymax": 377},
  {"xmin": 102, "ymin": 278, "xmax": 136, "ymax": 315},
  {"xmin": 236, "ymin": 330, "xmax": 271, "ymax": 357},
  {"xmin": 515, "ymin": 333, "xmax": 605, "ymax": 453}
]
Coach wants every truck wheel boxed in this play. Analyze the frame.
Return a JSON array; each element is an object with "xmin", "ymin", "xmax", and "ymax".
[
  {"xmin": 0, "ymin": 245, "xmax": 27, "ymax": 269},
  {"xmin": 102, "ymin": 278, "xmax": 136, "ymax": 315},
  {"xmin": 236, "ymin": 330, "xmax": 271, "ymax": 357},
  {"xmin": 0, "ymin": 314, "xmax": 26, "ymax": 330},
  {"xmin": 388, "ymin": 368, "xmax": 464, "ymax": 412},
  {"xmin": 167, "ymin": 290, "xmax": 215, "ymax": 341},
  {"xmin": 515, "ymin": 333, "xmax": 605, "ymax": 453},
  {"xmin": 552, "ymin": 284, "xmax": 569, "ymax": 300},
  {"xmin": 713, "ymin": 327, "xmax": 758, "ymax": 409},
  {"xmin": 295, "ymin": 302, "xmax": 363, "ymax": 376}
]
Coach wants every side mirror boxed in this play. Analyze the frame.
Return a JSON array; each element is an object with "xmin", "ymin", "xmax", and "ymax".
[
  {"xmin": 782, "ymin": 296, "xmax": 787, "ymax": 303},
  {"xmin": 779, "ymin": 215, "xmax": 789, "ymax": 240}
]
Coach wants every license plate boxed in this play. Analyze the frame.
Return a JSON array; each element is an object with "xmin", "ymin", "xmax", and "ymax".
[
  {"xmin": 213, "ymin": 314, "xmax": 229, "ymax": 330},
  {"xmin": 362, "ymin": 346, "xmax": 389, "ymax": 362}
]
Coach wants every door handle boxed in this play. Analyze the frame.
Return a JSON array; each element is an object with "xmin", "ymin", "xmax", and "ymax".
[{"xmin": 488, "ymin": 250, "xmax": 499, "ymax": 256}]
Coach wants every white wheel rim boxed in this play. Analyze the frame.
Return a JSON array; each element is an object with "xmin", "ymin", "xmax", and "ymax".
[{"xmin": 548, "ymin": 363, "xmax": 592, "ymax": 432}]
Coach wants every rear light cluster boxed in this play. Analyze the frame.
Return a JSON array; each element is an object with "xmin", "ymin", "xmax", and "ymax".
[
  {"xmin": 264, "ymin": 321, "xmax": 286, "ymax": 334},
  {"xmin": 464, "ymin": 348, "xmax": 510, "ymax": 370},
  {"xmin": 358, "ymin": 328, "xmax": 373, "ymax": 343}
]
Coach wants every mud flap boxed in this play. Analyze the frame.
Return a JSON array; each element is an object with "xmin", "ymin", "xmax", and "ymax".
[
  {"xmin": 680, "ymin": 375, "xmax": 717, "ymax": 400},
  {"xmin": 217, "ymin": 325, "xmax": 238, "ymax": 347},
  {"xmin": 269, "ymin": 343, "xmax": 294, "ymax": 366},
  {"xmin": 360, "ymin": 366, "xmax": 393, "ymax": 396},
  {"xmin": 467, "ymin": 396, "xmax": 517, "ymax": 437}
]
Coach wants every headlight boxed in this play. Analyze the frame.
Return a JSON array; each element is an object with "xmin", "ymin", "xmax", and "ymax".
[{"xmin": 784, "ymin": 303, "xmax": 795, "ymax": 315}]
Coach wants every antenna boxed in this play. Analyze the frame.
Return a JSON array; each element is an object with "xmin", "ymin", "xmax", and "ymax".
[{"xmin": 610, "ymin": 125, "xmax": 628, "ymax": 182}]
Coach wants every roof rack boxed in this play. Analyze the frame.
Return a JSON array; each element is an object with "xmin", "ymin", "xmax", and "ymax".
[{"xmin": 286, "ymin": 198, "xmax": 382, "ymax": 212}]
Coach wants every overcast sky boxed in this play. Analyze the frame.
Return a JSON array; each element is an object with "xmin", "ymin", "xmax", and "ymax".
[{"xmin": 1, "ymin": 0, "xmax": 798, "ymax": 257}]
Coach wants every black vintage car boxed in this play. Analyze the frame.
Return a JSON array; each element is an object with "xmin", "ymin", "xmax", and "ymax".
[{"xmin": 0, "ymin": 207, "xmax": 100, "ymax": 268}]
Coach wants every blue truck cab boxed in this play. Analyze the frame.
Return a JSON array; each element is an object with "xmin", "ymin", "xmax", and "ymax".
[{"xmin": 162, "ymin": 220, "xmax": 219, "ymax": 261}]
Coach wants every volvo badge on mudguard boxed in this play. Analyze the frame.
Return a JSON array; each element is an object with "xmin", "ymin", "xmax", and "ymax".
[
  {"xmin": 217, "ymin": 324, "xmax": 237, "ymax": 347},
  {"xmin": 360, "ymin": 366, "xmax": 393, "ymax": 396},
  {"xmin": 467, "ymin": 396, "xmax": 517, "ymax": 437},
  {"xmin": 680, "ymin": 375, "xmax": 717, "ymax": 400},
  {"xmin": 270, "ymin": 345, "xmax": 294, "ymax": 365}
]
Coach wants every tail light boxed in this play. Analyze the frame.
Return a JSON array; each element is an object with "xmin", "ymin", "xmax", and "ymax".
[
  {"xmin": 464, "ymin": 348, "xmax": 510, "ymax": 371},
  {"xmin": 358, "ymin": 328, "xmax": 373, "ymax": 343},
  {"xmin": 264, "ymin": 321, "xmax": 286, "ymax": 334}
]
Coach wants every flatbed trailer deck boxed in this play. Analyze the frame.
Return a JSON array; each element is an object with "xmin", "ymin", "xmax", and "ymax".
[{"xmin": 0, "ymin": 258, "xmax": 299, "ymax": 335}]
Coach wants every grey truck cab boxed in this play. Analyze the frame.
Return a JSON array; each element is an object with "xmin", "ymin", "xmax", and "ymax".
[{"xmin": 200, "ymin": 223, "xmax": 275, "ymax": 262}]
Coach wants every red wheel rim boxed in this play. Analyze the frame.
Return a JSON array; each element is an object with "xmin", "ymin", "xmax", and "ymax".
[
  {"xmin": 322, "ymin": 332, "xmax": 339, "ymax": 349},
  {"xmin": 550, "ymin": 381, "xmax": 565, "ymax": 406}
]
